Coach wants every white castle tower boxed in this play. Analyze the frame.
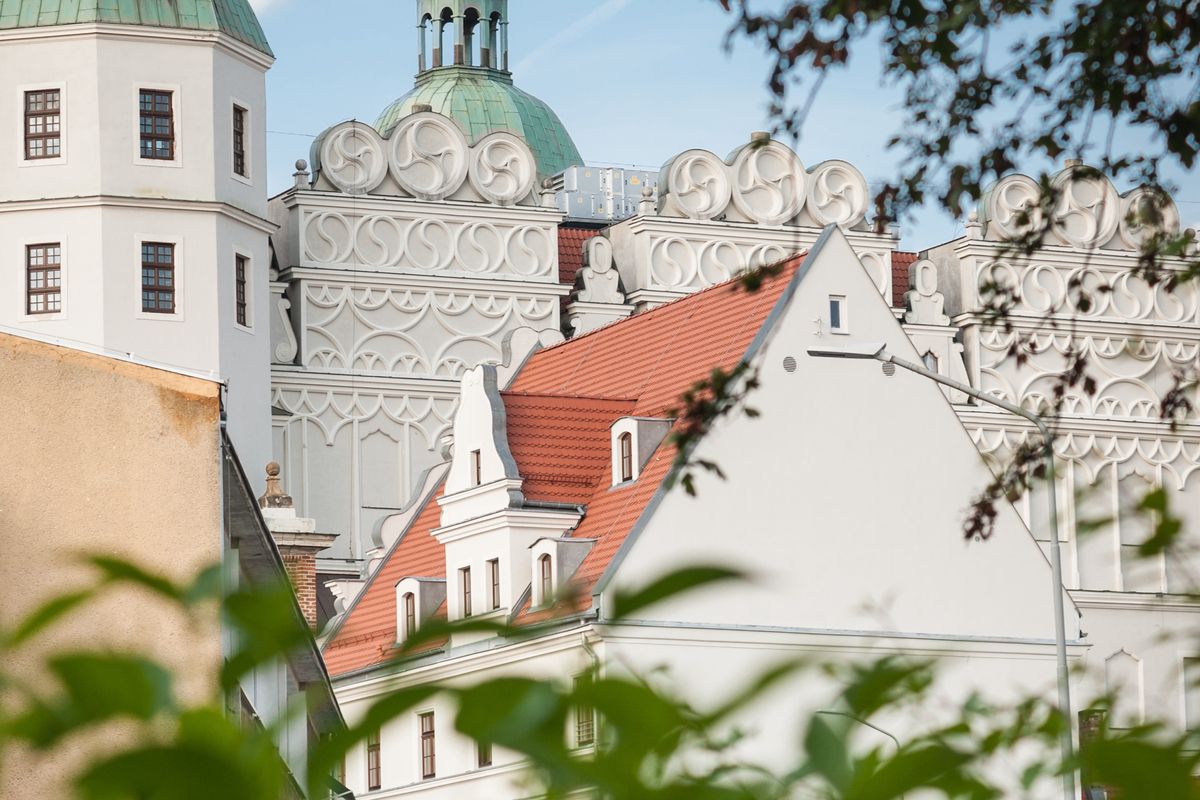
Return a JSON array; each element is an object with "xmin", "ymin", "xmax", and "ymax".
[{"xmin": 0, "ymin": 1, "xmax": 275, "ymax": 477}]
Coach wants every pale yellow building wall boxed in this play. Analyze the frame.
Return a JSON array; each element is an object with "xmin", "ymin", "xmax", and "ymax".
[{"xmin": 0, "ymin": 332, "xmax": 224, "ymax": 797}]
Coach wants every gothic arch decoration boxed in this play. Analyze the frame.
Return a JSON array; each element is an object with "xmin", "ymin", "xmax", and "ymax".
[{"xmin": 1104, "ymin": 649, "xmax": 1145, "ymax": 727}]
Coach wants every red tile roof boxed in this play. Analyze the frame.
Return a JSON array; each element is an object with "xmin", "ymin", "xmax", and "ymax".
[
  {"xmin": 322, "ymin": 482, "xmax": 447, "ymax": 676},
  {"xmin": 323, "ymin": 257, "xmax": 805, "ymax": 677},
  {"xmin": 891, "ymin": 251, "xmax": 918, "ymax": 309},
  {"xmin": 558, "ymin": 225, "xmax": 603, "ymax": 289},
  {"xmin": 504, "ymin": 393, "xmax": 637, "ymax": 504}
]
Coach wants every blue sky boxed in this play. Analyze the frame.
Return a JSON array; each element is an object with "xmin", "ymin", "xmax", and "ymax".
[{"xmin": 252, "ymin": 0, "xmax": 1198, "ymax": 250}]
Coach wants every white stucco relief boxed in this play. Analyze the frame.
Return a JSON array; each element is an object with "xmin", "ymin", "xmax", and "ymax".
[{"xmin": 299, "ymin": 283, "xmax": 556, "ymax": 377}]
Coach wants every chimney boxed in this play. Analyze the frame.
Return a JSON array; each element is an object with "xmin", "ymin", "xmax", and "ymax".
[{"xmin": 258, "ymin": 462, "xmax": 337, "ymax": 629}]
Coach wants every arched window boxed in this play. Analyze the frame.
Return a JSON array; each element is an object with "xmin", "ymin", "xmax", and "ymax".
[
  {"xmin": 403, "ymin": 592, "xmax": 416, "ymax": 638},
  {"xmin": 485, "ymin": 11, "xmax": 502, "ymax": 68},
  {"xmin": 437, "ymin": 7, "xmax": 455, "ymax": 67},
  {"xmin": 419, "ymin": 13, "xmax": 434, "ymax": 71},
  {"xmin": 464, "ymin": 7, "xmax": 481, "ymax": 66},
  {"xmin": 539, "ymin": 554, "xmax": 553, "ymax": 604},
  {"xmin": 619, "ymin": 432, "xmax": 634, "ymax": 482}
]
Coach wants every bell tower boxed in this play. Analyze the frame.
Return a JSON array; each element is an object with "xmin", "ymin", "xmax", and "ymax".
[{"xmin": 417, "ymin": 0, "xmax": 509, "ymax": 72}]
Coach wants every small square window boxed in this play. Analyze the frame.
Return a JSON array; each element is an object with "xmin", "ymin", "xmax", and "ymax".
[{"xmin": 829, "ymin": 296, "xmax": 847, "ymax": 333}]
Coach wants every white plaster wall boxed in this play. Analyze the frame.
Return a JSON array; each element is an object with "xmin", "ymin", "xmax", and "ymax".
[
  {"xmin": 0, "ymin": 27, "xmax": 272, "ymax": 484},
  {"xmin": 605, "ymin": 231, "xmax": 1073, "ymax": 643},
  {"xmin": 1075, "ymin": 601, "xmax": 1200, "ymax": 732}
]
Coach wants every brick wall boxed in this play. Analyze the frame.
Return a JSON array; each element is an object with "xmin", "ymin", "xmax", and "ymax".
[{"xmin": 281, "ymin": 551, "xmax": 317, "ymax": 629}]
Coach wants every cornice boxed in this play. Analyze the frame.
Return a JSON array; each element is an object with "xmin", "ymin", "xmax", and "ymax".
[
  {"xmin": 955, "ymin": 406, "xmax": 1200, "ymax": 441},
  {"xmin": 283, "ymin": 189, "xmax": 565, "ymax": 225},
  {"xmin": 949, "ymin": 238, "xmax": 1194, "ymax": 271},
  {"xmin": 613, "ymin": 213, "xmax": 896, "ymax": 250},
  {"xmin": 1071, "ymin": 590, "xmax": 1200, "ymax": 612},
  {"xmin": 0, "ymin": 22, "xmax": 274, "ymax": 69},
  {"xmin": 0, "ymin": 194, "xmax": 276, "ymax": 234},
  {"xmin": 278, "ymin": 266, "xmax": 571, "ymax": 297},
  {"xmin": 952, "ymin": 311, "xmax": 1200, "ymax": 338},
  {"xmin": 432, "ymin": 503, "xmax": 582, "ymax": 545},
  {"xmin": 270, "ymin": 366, "xmax": 460, "ymax": 397}
]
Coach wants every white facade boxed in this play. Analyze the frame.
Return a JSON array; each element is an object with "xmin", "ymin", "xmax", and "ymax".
[{"xmin": 0, "ymin": 22, "xmax": 274, "ymax": 478}]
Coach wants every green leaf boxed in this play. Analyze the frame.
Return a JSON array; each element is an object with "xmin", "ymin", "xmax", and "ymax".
[
  {"xmin": 51, "ymin": 652, "xmax": 175, "ymax": 723},
  {"xmin": 610, "ymin": 566, "xmax": 746, "ymax": 620},
  {"xmin": 3, "ymin": 589, "xmax": 93, "ymax": 648},
  {"xmin": 87, "ymin": 557, "xmax": 184, "ymax": 603},
  {"xmin": 803, "ymin": 713, "xmax": 853, "ymax": 791}
]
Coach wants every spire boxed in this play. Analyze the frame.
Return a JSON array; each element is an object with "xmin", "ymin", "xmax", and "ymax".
[{"xmin": 416, "ymin": 1, "xmax": 509, "ymax": 73}]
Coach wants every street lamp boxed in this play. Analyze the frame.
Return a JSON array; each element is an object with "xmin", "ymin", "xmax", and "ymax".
[{"xmin": 807, "ymin": 342, "xmax": 1076, "ymax": 800}]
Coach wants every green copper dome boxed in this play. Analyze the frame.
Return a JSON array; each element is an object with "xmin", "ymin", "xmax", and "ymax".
[
  {"xmin": 376, "ymin": 66, "xmax": 583, "ymax": 179},
  {"xmin": 0, "ymin": 0, "xmax": 272, "ymax": 56}
]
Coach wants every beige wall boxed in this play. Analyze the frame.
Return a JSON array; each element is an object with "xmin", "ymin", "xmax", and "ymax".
[{"xmin": 0, "ymin": 332, "xmax": 224, "ymax": 797}]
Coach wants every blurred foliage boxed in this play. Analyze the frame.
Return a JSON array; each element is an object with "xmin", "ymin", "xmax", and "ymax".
[{"xmin": 3, "ymin": 558, "xmax": 1200, "ymax": 798}]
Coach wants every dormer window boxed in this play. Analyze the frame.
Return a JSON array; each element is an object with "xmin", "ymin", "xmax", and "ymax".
[
  {"xmin": 395, "ymin": 578, "xmax": 446, "ymax": 644},
  {"xmin": 618, "ymin": 433, "xmax": 633, "ymax": 482},
  {"xmin": 610, "ymin": 417, "xmax": 672, "ymax": 486},
  {"xmin": 403, "ymin": 592, "xmax": 416, "ymax": 639},
  {"xmin": 538, "ymin": 554, "xmax": 553, "ymax": 605}
]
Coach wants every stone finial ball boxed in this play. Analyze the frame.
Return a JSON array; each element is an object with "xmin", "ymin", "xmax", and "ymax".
[
  {"xmin": 642, "ymin": 185, "xmax": 654, "ymax": 199},
  {"xmin": 266, "ymin": 461, "xmax": 281, "ymax": 477},
  {"xmin": 295, "ymin": 159, "xmax": 309, "ymax": 172}
]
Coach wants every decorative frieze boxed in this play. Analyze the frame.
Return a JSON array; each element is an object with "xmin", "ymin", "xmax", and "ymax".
[
  {"xmin": 656, "ymin": 135, "xmax": 871, "ymax": 230},
  {"xmin": 977, "ymin": 165, "xmax": 1181, "ymax": 252},
  {"xmin": 294, "ymin": 278, "xmax": 560, "ymax": 377},
  {"xmin": 310, "ymin": 112, "xmax": 542, "ymax": 206}
]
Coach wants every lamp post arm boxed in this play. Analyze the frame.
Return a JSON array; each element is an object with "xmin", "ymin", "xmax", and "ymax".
[{"xmin": 877, "ymin": 350, "xmax": 1076, "ymax": 800}]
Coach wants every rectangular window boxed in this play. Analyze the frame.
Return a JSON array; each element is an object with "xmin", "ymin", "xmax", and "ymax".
[
  {"xmin": 366, "ymin": 728, "xmax": 381, "ymax": 790},
  {"xmin": 829, "ymin": 295, "xmax": 846, "ymax": 333},
  {"xmin": 141, "ymin": 242, "xmax": 176, "ymax": 314},
  {"xmin": 235, "ymin": 254, "xmax": 248, "ymax": 326},
  {"xmin": 574, "ymin": 675, "xmax": 595, "ymax": 747},
  {"xmin": 1185, "ymin": 658, "xmax": 1200, "ymax": 731},
  {"xmin": 487, "ymin": 558, "xmax": 500, "ymax": 610},
  {"xmin": 26, "ymin": 243, "xmax": 62, "ymax": 314},
  {"xmin": 460, "ymin": 567, "xmax": 472, "ymax": 618},
  {"xmin": 232, "ymin": 105, "xmax": 247, "ymax": 177},
  {"xmin": 419, "ymin": 712, "xmax": 436, "ymax": 779},
  {"xmin": 139, "ymin": 90, "xmax": 174, "ymax": 160},
  {"xmin": 24, "ymin": 89, "xmax": 61, "ymax": 160},
  {"xmin": 470, "ymin": 449, "xmax": 482, "ymax": 486},
  {"xmin": 477, "ymin": 739, "xmax": 492, "ymax": 768}
]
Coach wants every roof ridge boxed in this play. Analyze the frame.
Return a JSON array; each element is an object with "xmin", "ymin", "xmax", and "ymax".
[
  {"xmin": 536, "ymin": 251, "xmax": 807, "ymax": 355},
  {"xmin": 501, "ymin": 391, "xmax": 637, "ymax": 402}
]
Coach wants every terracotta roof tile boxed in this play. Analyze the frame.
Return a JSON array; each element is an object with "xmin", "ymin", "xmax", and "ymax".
[
  {"xmin": 504, "ymin": 393, "xmax": 637, "ymax": 504},
  {"xmin": 324, "ymin": 257, "xmax": 805, "ymax": 677},
  {"xmin": 322, "ymin": 483, "xmax": 447, "ymax": 676},
  {"xmin": 891, "ymin": 251, "xmax": 918, "ymax": 309},
  {"xmin": 558, "ymin": 225, "xmax": 603, "ymax": 289}
]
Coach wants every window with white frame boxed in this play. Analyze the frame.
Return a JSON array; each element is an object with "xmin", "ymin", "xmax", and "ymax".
[
  {"xmin": 538, "ymin": 553, "xmax": 553, "ymax": 605},
  {"xmin": 487, "ymin": 558, "xmax": 500, "ymax": 610},
  {"xmin": 829, "ymin": 295, "xmax": 847, "ymax": 333}
]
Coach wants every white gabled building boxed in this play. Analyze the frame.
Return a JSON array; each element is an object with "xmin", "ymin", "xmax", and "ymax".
[
  {"xmin": 321, "ymin": 227, "xmax": 1087, "ymax": 798},
  {"xmin": 0, "ymin": 0, "xmax": 275, "ymax": 479}
]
